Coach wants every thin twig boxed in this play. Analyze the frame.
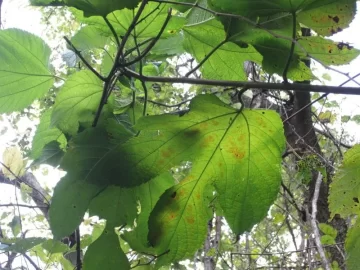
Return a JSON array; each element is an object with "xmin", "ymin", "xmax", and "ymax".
[
  {"xmin": 282, "ymin": 12, "xmax": 297, "ymax": 83},
  {"xmin": 145, "ymin": 98, "xmax": 192, "ymax": 108},
  {"xmin": 123, "ymin": 68, "xmax": 360, "ymax": 95},
  {"xmin": 63, "ymin": 37, "xmax": 105, "ymax": 81},
  {"xmin": 117, "ymin": 0, "xmax": 149, "ymax": 62},
  {"xmin": 314, "ymin": 127, "xmax": 351, "ymax": 149},
  {"xmin": 103, "ymin": 16, "xmax": 120, "ymax": 47},
  {"xmin": 75, "ymin": 228, "xmax": 82, "ymax": 270},
  {"xmin": 309, "ymin": 172, "xmax": 331, "ymax": 270},
  {"xmin": 124, "ymin": 8, "xmax": 173, "ymax": 67},
  {"xmin": 135, "ymin": 2, "xmax": 161, "ymax": 26},
  {"xmin": 0, "ymin": 203, "xmax": 48, "ymax": 209},
  {"xmin": 23, "ymin": 253, "xmax": 41, "ymax": 270}
]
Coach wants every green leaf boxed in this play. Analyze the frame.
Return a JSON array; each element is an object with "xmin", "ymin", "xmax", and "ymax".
[
  {"xmin": 320, "ymin": 235, "xmax": 336, "ymax": 245},
  {"xmin": 0, "ymin": 29, "xmax": 54, "ymax": 113},
  {"xmin": 298, "ymin": 0, "xmax": 357, "ymax": 36},
  {"xmin": 88, "ymin": 186, "xmax": 138, "ymax": 227},
  {"xmin": 73, "ymin": 3, "xmax": 185, "ymax": 41},
  {"xmin": 70, "ymin": 25, "xmax": 109, "ymax": 51},
  {"xmin": 32, "ymin": 141, "xmax": 65, "ymax": 168},
  {"xmin": 59, "ymin": 126, "xmax": 134, "ymax": 187},
  {"xmin": 120, "ymin": 95, "xmax": 285, "ymax": 266},
  {"xmin": 345, "ymin": 219, "xmax": 360, "ymax": 270},
  {"xmin": 3, "ymin": 237, "xmax": 46, "ymax": 253},
  {"xmin": 183, "ymin": 18, "xmax": 262, "ymax": 81},
  {"xmin": 49, "ymin": 175, "xmax": 105, "ymax": 239},
  {"xmin": 122, "ymin": 172, "xmax": 175, "ymax": 252},
  {"xmin": 65, "ymin": 0, "xmax": 141, "ymax": 16},
  {"xmin": 31, "ymin": 109, "xmax": 67, "ymax": 159},
  {"xmin": 329, "ymin": 144, "xmax": 360, "ymax": 218},
  {"xmin": 42, "ymin": 239, "xmax": 69, "ymax": 253},
  {"xmin": 150, "ymin": 35, "xmax": 185, "ymax": 56},
  {"xmin": 319, "ymin": 223, "xmax": 337, "ymax": 238},
  {"xmin": 208, "ymin": 0, "xmax": 318, "ymax": 16},
  {"xmin": 298, "ymin": 37, "xmax": 360, "ymax": 66},
  {"xmin": 51, "ymin": 70, "xmax": 104, "ymax": 135},
  {"xmin": 82, "ymin": 226, "xmax": 130, "ymax": 270},
  {"xmin": 351, "ymin": 115, "xmax": 360, "ymax": 124},
  {"xmin": 225, "ymin": 16, "xmax": 312, "ymax": 81},
  {"xmin": 341, "ymin": 115, "xmax": 351, "ymax": 123}
]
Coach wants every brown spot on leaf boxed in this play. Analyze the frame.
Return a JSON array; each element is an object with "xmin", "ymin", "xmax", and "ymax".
[
  {"xmin": 212, "ymin": 120, "xmax": 219, "ymax": 126},
  {"xmin": 186, "ymin": 216, "xmax": 195, "ymax": 224},
  {"xmin": 256, "ymin": 117, "xmax": 267, "ymax": 128},
  {"xmin": 353, "ymin": 197, "xmax": 359, "ymax": 203},
  {"xmin": 237, "ymin": 134, "xmax": 246, "ymax": 142},
  {"xmin": 228, "ymin": 146, "xmax": 245, "ymax": 160},
  {"xmin": 161, "ymin": 149, "xmax": 172, "ymax": 158},
  {"xmin": 328, "ymin": 15, "xmax": 340, "ymax": 23},
  {"xmin": 337, "ymin": 42, "xmax": 353, "ymax": 50}
]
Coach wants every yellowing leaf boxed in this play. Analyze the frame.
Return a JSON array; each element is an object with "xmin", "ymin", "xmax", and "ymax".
[
  {"xmin": 2, "ymin": 147, "xmax": 26, "ymax": 180},
  {"xmin": 122, "ymin": 95, "xmax": 285, "ymax": 266}
]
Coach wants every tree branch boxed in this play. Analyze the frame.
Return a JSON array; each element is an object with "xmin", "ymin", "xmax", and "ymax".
[
  {"xmin": 309, "ymin": 172, "xmax": 331, "ymax": 270},
  {"xmin": 123, "ymin": 68, "xmax": 360, "ymax": 95}
]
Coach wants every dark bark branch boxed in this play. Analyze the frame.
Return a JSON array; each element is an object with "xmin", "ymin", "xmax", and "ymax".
[{"xmin": 123, "ymin": 68, "xmax": 360, "ymax": 95}]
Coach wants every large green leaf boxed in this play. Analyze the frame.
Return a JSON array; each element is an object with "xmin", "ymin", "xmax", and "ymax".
[
  {"xmin": 183, "ymin": 19, "xmax": 262, "ymax": 81},
  {"xmin": 70, "ymin": 25, "xmax": 109, "ymax": 51},
  {"xmin": 49, "ymin": 175, "xmax": 105, "ymax": 239},
  {"xmin": 297, "ymin": 36, "xmax": 360, "ymax": 66},
  {"xmin": 298, "ymin": 0, "xmax": 357, "ymax": 36},
  {"xmin": 0, "ymin": 29, "xmax": 54, "ymax": 113},
  {"xmin": 122, "ymin": 172, "xmax": 175, "ymax": 252},
  {"xmin": 208, "ymin": 0, "xmax": 318, "ymax": 16},
  {"xmin": 51, "ymin": 70, "xmax": 104, "ymax": 135},
  {"xmin": 88, "ymin": 186, "xmax": 138, "ymax": 227},
  {"xmin": 329, "ymin": 145, "xmax": 360, "ymax": 218},
  {"xmin": 227, "ymin": 16, "xmax": 312, "ymax": 81},
  {"xmin": 31, "ymin": 109, "xmax": 67, "ymax": 159},
  {"xmin": 72, "ymin": 3, "xmax": 185, "ymax": 42},
  {"xmin": 65, "ymin": 0, "xmax": 141, "ymax": 16},
  {"xmin": 59, "ymin": 125, "xmax": 135, "ymax": 187},
  {"xmin": 82, "ymin": 226, "xmax": 130, "ymax": 270},
  {"xmin": 116, "ymin": 94, "xmax": 285, "ymax": 266},
  {"xmin": 345, "ymin": 219, "xmax": 360, "ymax": 270}
]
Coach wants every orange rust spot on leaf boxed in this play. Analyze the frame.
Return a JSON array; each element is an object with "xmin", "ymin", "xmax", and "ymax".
[
  {"xmin": 201, "ymin": 135, "xmax": 215, "ymax": 147},
  {"xmin": 237, "ymin": 134, "xmax": 246, "ymax": 142},
  {"xmin": 169, "ymin": 213, "xmax": 176, "ymax": 220},
  {"xmin": 161, "ymin": 149, "xmax": 172, "ymax": 158},
  {"xmin": 211, "ymin": 120, "xmax": 219, "ymax": 126},
  {"xmin": 228, "ymin": 146, "xmax": 246, "ymax": 160},
  {"xmin": 157, "ymin": 159, "xmax": 165, "ymax": 166},
  {"xmin": 199, "ymin": 122, "xmax": 208, "ymax": 129},
  {"xmin": 196, "ymin": 193, "xmax": 201, "ymax": 199},
  {"xmin": 186, "ymin": 216, "xmax": 195, "ymax": 224},
  {"xmin": 179, "ymin": 188, "xmax": 186, "ymax": 197},
  {"xmin": 256, "ymin": 117, "xmax": 267, "ymax": 128},
  {"xmin": 182, "ymin": 175, "xmax": 195, "ymax": 184}
]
